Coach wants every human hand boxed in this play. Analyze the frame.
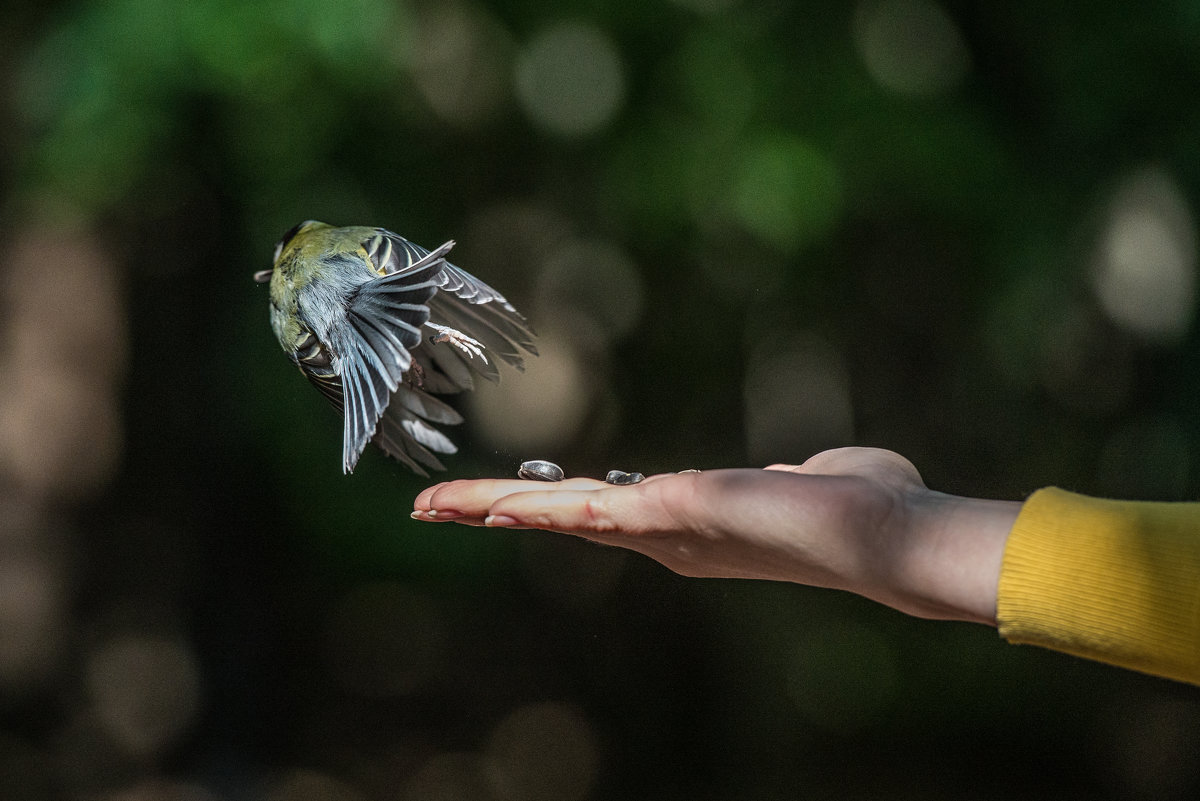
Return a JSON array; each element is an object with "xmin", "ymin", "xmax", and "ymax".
[{"xmin": 412, "ymin": 448, "xmax": 1019, "ymax": 625}]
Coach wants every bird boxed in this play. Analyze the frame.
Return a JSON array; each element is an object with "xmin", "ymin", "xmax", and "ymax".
[{"xmin": 254, "ymin": 221, "xmax": 536, "ymax": 475}]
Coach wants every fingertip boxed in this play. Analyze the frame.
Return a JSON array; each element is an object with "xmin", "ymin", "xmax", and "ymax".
[
  {"xmin": 410, "ymin": 509, "xmax": 465, "ymax": 522},
  {"xmin": 423, "ymin": 480, "xmax": 468, "ymax": 510},
  {"xmin": 413, "ymin": 483, "xmax": 448, "ymax": 510}
]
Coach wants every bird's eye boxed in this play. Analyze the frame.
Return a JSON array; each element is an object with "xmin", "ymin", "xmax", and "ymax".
[{"xmin": 272, "ymin": 221, "xmax": 309, "ymax": 263}]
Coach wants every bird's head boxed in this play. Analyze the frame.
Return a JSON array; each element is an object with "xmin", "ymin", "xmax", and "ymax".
[{"xmin": 253, "ymin": 220, "xmax": 331, "ymax": 283}]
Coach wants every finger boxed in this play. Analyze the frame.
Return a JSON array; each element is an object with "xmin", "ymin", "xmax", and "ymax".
[
  {"xmin": 637, "ymin": 472, "xmax": 684, "ymax": 484},
  {"xmin": 415, "ymin": 470, "xmax": 679, "ymax": 512},
  {"xmin": 422, "ymin": 477, "xmax": 608, "ymax": 517},
  {"xmin": 763, "ymin": 464, "xmax": 802, "ymax": 473},
  {"xmin": 410, "ymin": 508, "xmax": 553, "ymax": 530},
  {"xmin": 485, "ymin": 486, "xmax": 670, "ymax": 538},
  {"xmin": 416, "ymin": 478, "xmax": 598, "ymax": 512},
  {"xmin": 484, "ymin": 489, "xmax": 616, "ymax": 533},
  {"xmin": 410, "ymin": 508, "xmax": 474, "ymax": 522},
  {"xmin": 413, "ymin": 482, "xmax": 451, "ymax": 511}
]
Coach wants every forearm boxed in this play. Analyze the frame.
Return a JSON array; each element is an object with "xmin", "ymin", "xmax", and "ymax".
[{"xmin": 885, "ymin": 487, "xmax": 1200, "ymax": 684}]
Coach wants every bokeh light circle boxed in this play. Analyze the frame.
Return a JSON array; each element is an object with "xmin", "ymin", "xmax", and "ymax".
[{"xmin": 514, "ymin": 22, "xmax": 625, "ymax": 137}]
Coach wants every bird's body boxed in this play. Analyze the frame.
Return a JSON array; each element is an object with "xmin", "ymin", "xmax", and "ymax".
[{"xmin": 256, "ymin": 221, "xmax": 536, "ymax": 474}]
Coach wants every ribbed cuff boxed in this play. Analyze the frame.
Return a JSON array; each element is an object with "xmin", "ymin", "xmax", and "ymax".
[{"xmin": 997, "ymin": 488, "xmax": 1200, "ymax": 685}]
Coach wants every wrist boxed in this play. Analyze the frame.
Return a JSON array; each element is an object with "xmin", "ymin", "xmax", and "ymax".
[{"xmin": 887, "ymin": 490, "xmax": 1020, "ymax": 625}]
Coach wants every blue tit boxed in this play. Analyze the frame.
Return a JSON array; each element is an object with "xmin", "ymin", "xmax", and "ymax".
[{"xmin": 254, "ymin": 221, "xmax": 537, "ymax": 475}]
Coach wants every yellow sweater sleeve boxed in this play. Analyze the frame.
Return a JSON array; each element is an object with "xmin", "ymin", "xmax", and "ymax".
[{"xmin": 997, "ymin": 488, "xmax": 1200, "ymax": 685}]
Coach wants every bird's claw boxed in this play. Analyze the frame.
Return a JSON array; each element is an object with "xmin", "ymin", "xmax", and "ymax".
[{"xmin": 427, "ymin": 323, "xmax": 489, "ymax": 363}]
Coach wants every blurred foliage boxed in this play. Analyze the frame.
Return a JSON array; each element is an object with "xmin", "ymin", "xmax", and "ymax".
[{"xmin": 2, "ymin": 0, "xmax": 1200, "ymax": 799}]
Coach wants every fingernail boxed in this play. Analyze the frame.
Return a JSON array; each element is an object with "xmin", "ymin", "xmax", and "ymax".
[
  {"xmin": 484, "ymin": 514, "xmax": 519, "ymax": 527},
  {"xmin": 410, "ymin": 509, "xmax": 463, "ymax": 521}
]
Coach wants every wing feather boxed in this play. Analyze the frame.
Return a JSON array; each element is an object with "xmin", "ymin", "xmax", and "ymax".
[
  {"xmin": 413, "ymin": 344, "xmax": 475, "ymax": 394},
  {"xmin": 374, "ymin": 231, "xmax": 537, "ymax": 358},
  {"xmin": 391, "ymin": 383, "xmax": 464, "ymax": 425}
]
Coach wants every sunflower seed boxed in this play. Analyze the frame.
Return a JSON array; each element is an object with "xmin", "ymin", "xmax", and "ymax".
[
  {"xmin": 605, "ymin": 470, "xmax": 645, "ymax": 485},
  {"xmin": 518, "ymin": 460, "xmax": 564, "ymax": 482}
]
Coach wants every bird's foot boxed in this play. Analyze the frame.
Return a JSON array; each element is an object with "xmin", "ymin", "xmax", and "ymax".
[{"xmin": 427, "ymin": 323, "xmax": 489, "ymax": 363}]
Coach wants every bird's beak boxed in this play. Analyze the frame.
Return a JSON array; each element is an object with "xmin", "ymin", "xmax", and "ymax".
[{"xmin": 253, "ymin": 269, "xmax": 273, "ymax": 283}]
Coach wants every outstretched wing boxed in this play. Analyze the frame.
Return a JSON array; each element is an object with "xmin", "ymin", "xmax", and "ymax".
[
  {"xmin": 321, "ymin": 230, "xmax": 538, "ymax": 474},
  {"xmin": 368, "ymin": 230, "xmax": 538, "ymax": 390}
]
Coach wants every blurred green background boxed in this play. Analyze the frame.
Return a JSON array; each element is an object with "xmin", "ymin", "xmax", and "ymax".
[{"xmin": 3, "ymin": 0, "xmax": 1200, "ymax": 798}]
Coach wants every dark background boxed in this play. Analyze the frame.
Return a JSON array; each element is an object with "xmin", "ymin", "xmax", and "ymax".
[{"xmin": 2, "ymin": 1, "xmax": 1199, "ymax": 799}]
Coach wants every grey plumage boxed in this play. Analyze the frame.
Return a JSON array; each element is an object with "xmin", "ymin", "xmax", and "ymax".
[{"xmin": 260, "ymin": 222, "xmax": 537, "ymax": 475}]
